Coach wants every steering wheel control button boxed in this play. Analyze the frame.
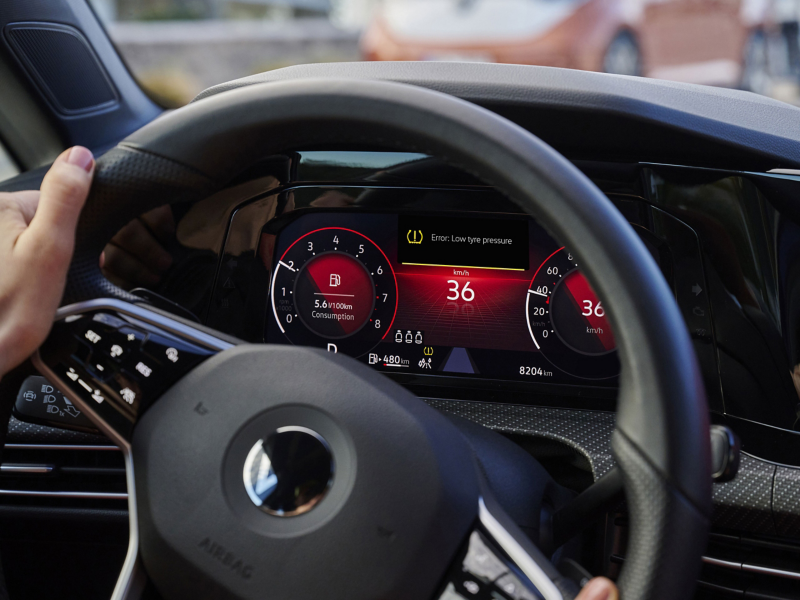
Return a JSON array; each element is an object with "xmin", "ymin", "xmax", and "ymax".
[
  {"xmin": 142, "ymin": 334, "xmax": 211, "ymax": 370},
  {"xmin": 80, "ymin": 320, "xmax": 143, "ymax": 370},
  {"xmin": 37, "ymin": 307, "xmax": 224, "ymax": 439},
  {"xmin": 52, "ymin": 360, "xmax": 136, "ymax": 436},
  {"xmin": 243, "ymin": 427, "xmax": 334, "ymax": 517},
  {"xmin": 118, "ymin": 326, "xmax": 146, "ymax": 345},
  {"xmin": 99, "ymin": 326, "xmax": 146, "ymax": 364},
  {"xmin": 14, "ymin": 375, "xmax": 95, "ymax": 431},
  {"xmin": 87, "ymin": 357, "xmax": 113, "ymax": 382},
  {"xmin": 112, "ymin": 371, "xmax": 142, "ymax": 409}
]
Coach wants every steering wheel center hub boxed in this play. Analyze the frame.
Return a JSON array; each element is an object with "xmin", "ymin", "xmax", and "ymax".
[
  {"xmin": 242, "ymin": 427, "xmax": 334, "ymax": 517},
  {"xmin": 133, "ymin": 345, "xmax": 480, "ymax": 600}
]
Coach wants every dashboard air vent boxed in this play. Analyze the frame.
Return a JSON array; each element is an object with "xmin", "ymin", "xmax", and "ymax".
[{"xmin": 0, "ymin": 444, "xmax": 126, "ymax": 504}]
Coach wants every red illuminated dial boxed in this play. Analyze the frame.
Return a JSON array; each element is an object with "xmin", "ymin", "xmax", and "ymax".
[
  {"xmin": 295, "ymin": 253, "xmax": 375, "ymax": 339},
  {"xmin": 526, "ymin": 248, "xmax": 619, "ymax": 379},
  {"xmin": 271, "ymin": 228, "xmax": 398, "ymax": 356},
  {"xmin": 550, "ymin": 270, "xmax": 615, "ymax": 355}
]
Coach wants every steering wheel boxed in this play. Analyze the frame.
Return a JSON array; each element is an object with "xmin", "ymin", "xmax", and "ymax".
[{"xmin": 32, "ymin": 79, "xmax": 711, "ymax": 600}]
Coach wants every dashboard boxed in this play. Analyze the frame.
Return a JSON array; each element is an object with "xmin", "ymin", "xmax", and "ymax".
[
  {"xmin": 190, "ymin": 171, "xmax": 717, "ymax": 415},
  {"xmin": 266, "ymin": 210, "xmax": 619, "ymax": 385},
  {"xmin": 5, "ymin": 147, "xmax": 783, "ymax": 467},
  {"xmin": 9, "ymin": 153, "xmax": 800, "ymax": 599},
  {"xmin": 152, "ymin": 152, "xmax": 793, "ymax": 468},
  {"xmin": 7, "ymin": 59, "xmax": 800, "ymax": 600}
]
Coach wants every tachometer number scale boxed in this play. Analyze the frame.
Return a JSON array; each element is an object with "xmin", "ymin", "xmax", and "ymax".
[
  {"xmin": 271, "ymin": 228, "xmax": 398, "ymax": 356},
  {"xmin": 526, "ymin": 248, "xmax": 618, "ymax": 379}
]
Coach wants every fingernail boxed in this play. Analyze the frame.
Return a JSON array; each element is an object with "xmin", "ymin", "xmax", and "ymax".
[
  {"xmin": 66, "ymin": 146, "xmax": 95, "ymax": 173},
  {"xmin": 581, "ymin": 578, "xmax": 615, "ymax": 600}
]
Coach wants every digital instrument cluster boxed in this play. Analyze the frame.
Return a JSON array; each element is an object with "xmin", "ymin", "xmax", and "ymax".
[{"xmin": 265, "ymin": 211, "xmax": 619, "ymax": 386}]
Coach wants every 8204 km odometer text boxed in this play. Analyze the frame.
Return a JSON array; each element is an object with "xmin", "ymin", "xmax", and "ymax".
[{"xmin": 270, "ymin": 227, "xmax": 398, "ymax": 357}]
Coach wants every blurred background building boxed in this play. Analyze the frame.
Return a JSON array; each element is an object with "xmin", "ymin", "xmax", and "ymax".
[
  {"xmin": 75, "ymin": 0, "xmax": 800, "ymax": 106},
  {"xmin": 0, "ymin": 0, "xmax": 793, "ymax": 179}
]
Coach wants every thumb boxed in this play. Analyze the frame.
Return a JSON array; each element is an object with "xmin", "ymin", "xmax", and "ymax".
[
  {"xmin": 23, "ymin": 146, "xmax": 94, "ymax": 253},
  {"xmin": 576, "ymin": 577, "xmax": 618, "ymax": 600}
]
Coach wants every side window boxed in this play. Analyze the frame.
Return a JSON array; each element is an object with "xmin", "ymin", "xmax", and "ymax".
[{"xmin": 0, "ymin": 141, "xmax": 19, "ymax": 184}]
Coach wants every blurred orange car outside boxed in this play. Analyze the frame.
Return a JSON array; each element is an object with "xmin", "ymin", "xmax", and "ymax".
[{"xmin": 361, "ymin": 0, "xmax": 775, "ymax": 91}]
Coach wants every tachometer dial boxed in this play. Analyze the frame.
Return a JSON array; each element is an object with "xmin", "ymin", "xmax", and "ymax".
[
  {"xmin": 526, "ymin": 248, "xmax": 619, "ymax": 379},
  {"xmin": 271, "ymin": 228, "xmax": 398, "ymax": 356}
]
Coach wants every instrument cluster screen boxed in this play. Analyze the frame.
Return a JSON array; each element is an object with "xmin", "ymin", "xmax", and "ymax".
[
  {"xmin": 397, "ymin": 214, "xmax": 529, "ymax": 271},
  {"xmin": 266, "ymin": 211, "xmax": 619, "ymax": 386}
]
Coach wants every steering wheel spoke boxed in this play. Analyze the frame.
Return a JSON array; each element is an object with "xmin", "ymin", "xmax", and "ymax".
[
  {"xmin": 32, "ymin": 299, "xmax": 234, "ymax": 444},
  {"xmin": 33, "ymin": 303, "xmax": 586, "ymax": 600},
  {"xmin": 450, "ymin": 495, "xmax": 579, "ymax": 600},
  {"xmin": 31, "ymin": 300, "xmax": 237, "ymax": 599}
]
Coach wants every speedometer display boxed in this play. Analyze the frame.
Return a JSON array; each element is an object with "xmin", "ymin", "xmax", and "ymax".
[{"xmin": 526, "ymin": 248, "xmax": 618, "ymax": 379}]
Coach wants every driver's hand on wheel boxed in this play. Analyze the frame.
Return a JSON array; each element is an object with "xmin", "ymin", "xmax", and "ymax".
[
  {"xmin": 576, "ymin": 577, "xmax": 618, "ymax": 600},
  {"xmin": 0, "ymin": 146, "xmax": 94, "ymax": 378}
]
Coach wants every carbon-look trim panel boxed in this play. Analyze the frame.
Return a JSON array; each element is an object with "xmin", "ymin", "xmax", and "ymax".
[
  {"xmin": 424, "ymin": 400, "xmax": 800, "ymax": 540},
  {"xmin": 6, "ymin": 415, "xmax": 107, "ymax": 445},
  {"xmin": 711, "ymin": 454, "xmax": 776, "ymax": 535},
  {"xmin": 10, "ymin": 397, "xmax": 798, "ymax": 541},
  {"xmin": 423, "ymin": 400, "xmax": 616, "ymax": 478},
  {"xmin": 773, "ymin": 466, "xmax": 800, "ymax": 538}
]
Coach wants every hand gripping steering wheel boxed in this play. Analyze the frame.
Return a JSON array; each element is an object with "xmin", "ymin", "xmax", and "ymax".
[{"xmin": 33, "ymin": 79, "xmax": 711, "ymax": 600}]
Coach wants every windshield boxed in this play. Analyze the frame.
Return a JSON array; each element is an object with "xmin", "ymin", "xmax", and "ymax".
[{"xmin": 90, "ymin": 0, "xmax": 800, "ymax": 107}]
